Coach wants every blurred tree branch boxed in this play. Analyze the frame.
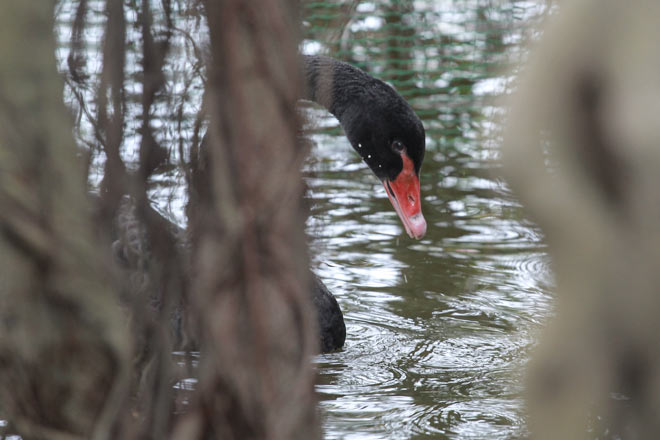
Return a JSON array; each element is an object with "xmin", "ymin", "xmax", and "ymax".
[
  {"xmin": 171, "ymin": 0, "xmax": 320, "ymax": 438},
  {"xmin": 0, "ymin": 1, "xmax": 130, "ymax": 439},
  {"xmin": 503, "ymin": 1, "xmax": 660, "ymax": 438},
  {"xmin": 0, "ymin": 0, "xmax": 319, "ymax": 438}
]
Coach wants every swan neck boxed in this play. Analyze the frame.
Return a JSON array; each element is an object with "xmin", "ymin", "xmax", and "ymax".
[
  {"xmin": 302, "ymin": 55, "xmax": 365, "ymax": 120},
  {"xmin": 302, "ymin": 55, "xmax": 336, "ymax": 112}
]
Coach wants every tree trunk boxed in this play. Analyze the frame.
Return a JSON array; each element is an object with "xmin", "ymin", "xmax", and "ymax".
[
  {"xmin": 503, "ymin": 1, "xmax": 660, "ymax": 438},
  {"xmin": 170, "ymin": 1, "xmax": 320, "ymax": 439},
  {"xmin": 0, "ymin": 1, "xmax": 130, "ymax": 439}
]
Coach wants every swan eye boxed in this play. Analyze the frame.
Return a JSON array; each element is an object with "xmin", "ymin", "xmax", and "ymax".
[{"xmin": 392, "ymin": 140, "xmax": 405, "ymax": 153}]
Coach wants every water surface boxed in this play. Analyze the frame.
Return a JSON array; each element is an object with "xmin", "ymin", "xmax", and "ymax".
[
  {"xmin": 53, "ymin": 1, "xmax": 555, "ymax": 437},
  {"xmin": 299, "ymin": 3, "xmax": 554, "ymax": 437},
  {"xmin": 303, "ymin": 107, "xmax": 552, "ymax": 438}
]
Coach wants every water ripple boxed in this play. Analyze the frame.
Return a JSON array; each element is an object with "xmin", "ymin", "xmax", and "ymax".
[{"xmin": 308, "ymin": 132, "xmax": 552, "ymax": 438}]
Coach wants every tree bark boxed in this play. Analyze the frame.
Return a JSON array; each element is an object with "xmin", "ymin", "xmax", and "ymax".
[
  {"xmin": 0, "ymin": 1, "xmax": 130, "ymax": 439},
  {"xmin": 171, "ymin": 1, "xmax": 321, "ymax": 439},
  {"xmin": 502, "ymin": 1, "xmax": 660, "ymax": 438}
]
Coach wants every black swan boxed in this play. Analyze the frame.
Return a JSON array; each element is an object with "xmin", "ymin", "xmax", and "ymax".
[
  {"xmin": 110, "ymin": 55, "xmax": 426, "ymax": 354},
  {"xmin": 303, "ymin": 55, "xmax": 427, "ymax": 240},
  {"xmin": 110, "ymin": 197, "xmax": 347, "ymax": 353}
]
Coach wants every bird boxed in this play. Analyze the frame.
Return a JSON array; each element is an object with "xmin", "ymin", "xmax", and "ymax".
[
  {"xmin": 311, "ymin": 274, "xmax": 346, "ymax": 353},
  {"xmin": 108, "ymin": 55, "xmax": 426, "ymax": 354},
  {"xmin": 302, "ymin": 55, "xmax": 427, "ymax": 240},
  {"xmin": 109, "ymin": 196, "xmax": 347, "ymax": 354}
]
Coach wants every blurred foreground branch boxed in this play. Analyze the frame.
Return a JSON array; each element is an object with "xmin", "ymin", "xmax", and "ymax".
[
  {"xmin": 503, "ymin": 1, "xmax": 660, "ymax": 438},
  {"xmin": 0, "ymin": 2, "xmax": 130, "ymax": 439},
  {"xmin": 170, "ymin": 1, "xmax": 320, "ymax": 438},
  {"xmin": 0, "ymin": 0, "xmax": 319, "ymax": 438}
]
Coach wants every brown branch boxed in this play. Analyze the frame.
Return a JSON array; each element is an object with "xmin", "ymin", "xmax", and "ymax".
[
  {"xmin": 0, "ymin": 2, "xmax": 131, "ymax": 438},
  {"xmin": 174, "ymin": 0, "xmax": 320, "ymax": 438}
]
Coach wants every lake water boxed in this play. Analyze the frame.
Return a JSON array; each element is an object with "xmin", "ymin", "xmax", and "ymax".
[
  {"xmin": 300, "ymin": 2, "xmax": 554, "ymax": 437},
  {"xmin": 304, "ymin": 104, "xmax": 552, "ymax": 439},
  {"xmin": 53, "ymin": 0, "xmax": 555, "ymax": 437}
]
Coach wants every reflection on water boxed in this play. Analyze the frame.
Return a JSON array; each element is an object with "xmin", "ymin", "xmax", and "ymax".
[
  {"xmin": 305, "ymin": 118, "xmax": 553, "ymax": 438},
  {"xmin": 301, "ymin": 1, "xmax": 553, "ymax": 437},
  {"xmin": 53, "ymin": 0, "xmax": 554, "ymax": 437}
]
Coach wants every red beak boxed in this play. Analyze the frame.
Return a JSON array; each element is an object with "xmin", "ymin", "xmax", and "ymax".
[{"xmin": 383, "ymin": 152, "xmax": 426, "ymax": 239}]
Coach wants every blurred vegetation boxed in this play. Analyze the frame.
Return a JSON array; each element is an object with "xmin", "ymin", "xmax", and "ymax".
[
  {"xmin": 503, "ymin": 1, "xmax": 660, "ymax": 438},
  {"xmin": 0, "ymin": 0, "xmax": 317, "ymax": 438}
]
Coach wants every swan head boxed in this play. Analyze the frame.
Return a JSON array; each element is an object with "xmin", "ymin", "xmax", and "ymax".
[
  {"xmin": 303, "ymin": 55, "xmax": 427, "ymax": 239},
  {"xmin": 340, "ymin": 84, "xmax": 427, "ymax": 240}
]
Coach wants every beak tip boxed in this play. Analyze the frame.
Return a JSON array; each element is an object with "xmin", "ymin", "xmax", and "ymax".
[{"xmin": 408, "ymin": 213, "xmax": 427, "ymax": 239}]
